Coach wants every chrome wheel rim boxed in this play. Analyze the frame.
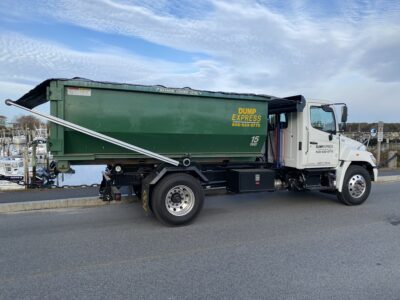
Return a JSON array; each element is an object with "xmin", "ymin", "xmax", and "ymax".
[
  {"xmin": 165, "ymin": 185, "xmax": 195, "ymax": 216},
  {"xmin": 348, "ymin": 174, "xmax": 366, "ymax": 199}
]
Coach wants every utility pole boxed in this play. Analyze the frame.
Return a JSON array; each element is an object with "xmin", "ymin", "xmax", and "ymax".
[
  {"xmin": 23, "ymin": 146, "xmax": 29, "ymax": 188},
  {"xmin": 377, "ymin": 121, "xmax": 384, "ymax": 166},
  {"xmin": 1, "ymin": 129, "xmax": 4, "ymax": 157},
  {"xmin": 32, "ymin": 142, "xmax": 37, "ymax": 186}
]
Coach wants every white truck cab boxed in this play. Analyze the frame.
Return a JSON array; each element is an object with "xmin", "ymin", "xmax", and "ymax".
[{"xmin": 268, "ymin": 97, "xmax": 377, "ymax": 205}]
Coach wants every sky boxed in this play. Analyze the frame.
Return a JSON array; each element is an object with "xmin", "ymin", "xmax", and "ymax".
[{"xmin": 0, "ymin": 0, "xmax": 400, "ymax": 122}]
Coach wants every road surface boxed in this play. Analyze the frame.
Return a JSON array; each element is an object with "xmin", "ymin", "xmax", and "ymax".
[{"xmin": 1, "ymin": 182, "xmax": 400, "ymax": 299}]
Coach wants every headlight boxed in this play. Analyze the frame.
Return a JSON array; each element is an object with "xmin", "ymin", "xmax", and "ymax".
[
  {"xmin": 370, "ymin": 154, "xmax": 377, "ymax": 165},
  {"xmin": 357, "ymin": 144, "xmax": 367, "ymax": 151}
]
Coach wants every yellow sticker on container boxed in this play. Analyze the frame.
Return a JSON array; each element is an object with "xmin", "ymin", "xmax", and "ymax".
[{"xmin": 231, "ymin": 107, "xmax": 262, "ymax": 128}]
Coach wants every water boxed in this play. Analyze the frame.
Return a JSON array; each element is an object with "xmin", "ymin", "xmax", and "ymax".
[{"xmin": 58, "ymin": 165, "xmax": 106, "ymax": 186}]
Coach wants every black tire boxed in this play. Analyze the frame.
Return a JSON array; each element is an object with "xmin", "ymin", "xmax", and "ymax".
[
  {"xmin": 151, "ymin": 173, "xmax": 204, "ymax": 226},
  {"xmin": 337, "ymin": 165, "xmax": 371, "ymax": 205}
]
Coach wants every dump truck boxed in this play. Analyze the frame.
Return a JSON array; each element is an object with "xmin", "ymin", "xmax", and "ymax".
[{"xmin": 6, "ymin": 78, "xmax": 378, "ymax": 225}]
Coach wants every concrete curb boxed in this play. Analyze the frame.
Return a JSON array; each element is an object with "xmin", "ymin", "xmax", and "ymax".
[
  {"xmin": 0, "ymin": 197, "xmax": 111, "ymax": 213},
  {"xmin": 377, "ymin": 175, "xmax": 400, "ymax": 183}
]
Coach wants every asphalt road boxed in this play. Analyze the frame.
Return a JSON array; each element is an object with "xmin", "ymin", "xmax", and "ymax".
[{"xmin": 1, "ymin": 182, "xmax": 400, "ymax": 299}]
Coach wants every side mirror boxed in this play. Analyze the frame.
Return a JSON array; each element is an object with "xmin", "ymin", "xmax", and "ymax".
[
  {"xmin": 339, "ymin": 122, "xmax": 347, "ymax": 132},
  {"xmin": 341, "ymin": 105, "xmax": 348, "ymax": 123}
]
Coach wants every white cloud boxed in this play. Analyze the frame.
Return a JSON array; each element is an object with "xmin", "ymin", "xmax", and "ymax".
[
  {"xmin": 301, "ymin": 73, "xmax": 400, "ymax": 123},
  {"xmin": 0, "ymin": 32, "xmax": 244, "ymax": 118},
  {"xmin": 0, "ymin": 33, "xmax": 201, "ymax": 85},
  {"xmin": 0, "ymin": 0, "xmax": 400, "ymax": 121},
  {"xmin": 0, "ymin": 33, "xmax": 243, "ymax": 118},
  {"xmin": 353, "ymin": 26, "xmax": 400, "ymax": 83},
  {"xmin": 20, "ymin": 0, "xmax": 398, "ymax": 86}
]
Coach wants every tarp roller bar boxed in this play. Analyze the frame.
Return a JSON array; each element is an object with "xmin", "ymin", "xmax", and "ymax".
[{"xmin": 5, "ymin": 99, "xmax": 180, "ymax": 166}]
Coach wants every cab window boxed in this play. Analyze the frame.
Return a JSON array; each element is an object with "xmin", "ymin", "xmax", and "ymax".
[{"xmin": 310, "ymin": 106, "xmax": 336, "ymax": 133}]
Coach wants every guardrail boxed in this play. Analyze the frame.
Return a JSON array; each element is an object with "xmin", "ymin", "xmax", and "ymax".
[{"xmin": 379, "ymin": 152, "xmax": 398, "ymax": 168}]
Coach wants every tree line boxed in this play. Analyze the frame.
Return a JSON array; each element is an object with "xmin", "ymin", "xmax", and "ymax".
[
  {"xmin": 346, "ymin": 123, "xmax": 400, "ymax": 132},
  {"xmin": 0, "ymin": 115, "xmax": 46, "ymax": 130}
]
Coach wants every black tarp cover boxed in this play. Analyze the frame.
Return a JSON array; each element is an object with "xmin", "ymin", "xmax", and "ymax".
[
  {"xmin": 14, "ymin": 77, "xmax": 305, "ymax": 113},
  {"xmin": 15, "ymin": 78, "xmax": 54, "ymax": 109},
  {"xmin": 268, "ymin": 95, "xmax": 306, "ymax": 114}
]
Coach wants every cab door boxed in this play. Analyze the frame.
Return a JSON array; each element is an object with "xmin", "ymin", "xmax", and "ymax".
[{"xmin": 305, "ymin": 105, "xmax": 339, "ymax": 168}]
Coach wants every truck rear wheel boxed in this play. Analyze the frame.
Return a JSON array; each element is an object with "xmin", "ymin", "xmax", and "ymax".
[
  {"xmin": 337, "ymin": 165, "xmax": 371, "ymax": 205},
  {"xmin": 151, "ymin": 173, "xmax": 204, "ymax": 226}
]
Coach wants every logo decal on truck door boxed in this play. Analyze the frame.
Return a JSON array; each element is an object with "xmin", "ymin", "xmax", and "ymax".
[{"xmin": 315, "ymin": 144, "xmax": 334, "ymax": 154}]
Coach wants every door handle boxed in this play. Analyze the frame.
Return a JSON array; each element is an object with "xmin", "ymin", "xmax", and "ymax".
[{"xmin": 310, "ymin": 141, "xmax": 318, "ymax": 145}]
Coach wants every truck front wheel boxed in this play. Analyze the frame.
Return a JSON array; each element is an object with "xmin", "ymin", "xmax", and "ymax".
[
  {"xmin": 337, "ymin": 165, "xmax": 371, "ymax": 205},
  {"xmin": 151, "ymin": 173, "xmax": 204, "ymax": 226}
]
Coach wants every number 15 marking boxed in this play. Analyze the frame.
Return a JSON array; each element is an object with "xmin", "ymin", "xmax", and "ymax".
[{"xmin": 250, "ymin": 136, "xmax": 260, "ymax": 147}]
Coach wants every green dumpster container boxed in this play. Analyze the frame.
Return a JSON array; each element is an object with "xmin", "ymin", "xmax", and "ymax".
[{"xmin": 15, "ymin": 78, "xmax": 271, "ymax": 166}]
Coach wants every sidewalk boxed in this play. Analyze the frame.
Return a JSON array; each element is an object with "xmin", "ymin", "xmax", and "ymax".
[
  {"xmin": 0, "ymin": 186, "xmax": 99, "ymax": 204},
  {"xmin": 0, "ymin": 186, "xmax": 136, "ymax": 213}
]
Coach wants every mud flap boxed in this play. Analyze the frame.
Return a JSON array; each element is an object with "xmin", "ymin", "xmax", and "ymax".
[{"xmin": 141, "ymin": 172, "xmax": 157, "ymax": 213}]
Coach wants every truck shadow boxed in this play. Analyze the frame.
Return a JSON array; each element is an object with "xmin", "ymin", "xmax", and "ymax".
[{"xmin": 206, "ymin": 189, "xmax": 341, "ymax": 206}]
